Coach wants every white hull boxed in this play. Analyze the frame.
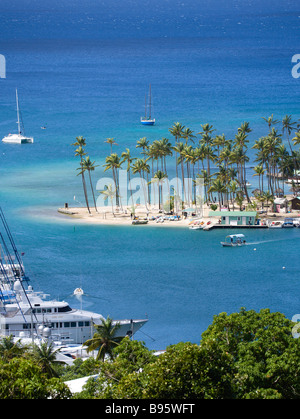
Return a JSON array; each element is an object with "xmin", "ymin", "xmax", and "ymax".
[
  {"xmin": 221, "ymin": 242, "xmax": 245, "ymax": 247},
  {"xmin": 2, "ymin": 90, "xmax": 34, "ymax": 144},
  {"xmin": 0, "ymin": 281, "xmax": 147, "ymax": 344},
  {"xmin": 268, "ymin": 221, "xmax": 283, "ymax": 228},
  {"xmin": 2, "ymin": 134, "xmax": 34, "ymax": 144}
]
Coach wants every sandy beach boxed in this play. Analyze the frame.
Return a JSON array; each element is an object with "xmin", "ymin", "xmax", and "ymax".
[
  {"xmin": 57, "ymin": 199, "xmax": 300, "ymax": 227},
  {"xmin": 58, "ymin": 204, "xmax": 193, "ymax": 227}
]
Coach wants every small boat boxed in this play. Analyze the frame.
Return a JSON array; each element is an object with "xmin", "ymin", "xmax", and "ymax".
[
  {"xmin": 155, "ymin": 217, "xmax": 164, "ymax": 223},
  {"xmin": 282, "ymin": 218, "xmax": 294, "ymax": 228},
  {"xmin": 2, "ymin": 89, "xmax": 34, "ymax": 144},
  {"xmin": 140, "ymin": 84, "xmax": 155, "ymax": 125},
  {"xmin": 268, "ymin": 220, "xmax": 283, "ymax": 228},
  {"xmin": 189, "ymin": 224, "xmax": 203, "ymax": 230},
  {"xmin": 221, "ymin": 234, "xmax": 246, "ymax": 247},
  {"xmin": 132, "ymin": 218, "xmax": 148, "ymax": 225},
  {"xmin": 189, "ymin": 220, "xmax": 204, "ymax": 230}
]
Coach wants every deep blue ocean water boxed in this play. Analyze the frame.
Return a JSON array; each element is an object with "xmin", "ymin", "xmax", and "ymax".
[{"xmin": 0, "ymin": 0, "xmax": 300, "ymax": 349}]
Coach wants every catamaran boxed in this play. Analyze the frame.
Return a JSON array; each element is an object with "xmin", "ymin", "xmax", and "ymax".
[
  {"xmin": 0, "ymin": 208, "xmax": 147, "ymax": 345},
  {"xmin": 2, "ymin": 89, "xmax": 34, "ymax": 144},
  {"xmin": 140, "ymin": 84, "xmax": 155, "ymax": 125}
]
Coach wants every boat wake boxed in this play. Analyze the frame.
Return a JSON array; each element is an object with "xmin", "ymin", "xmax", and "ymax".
[{"xmin": 246, "ymin": 238, "xmax": 288, "ymax": 245}]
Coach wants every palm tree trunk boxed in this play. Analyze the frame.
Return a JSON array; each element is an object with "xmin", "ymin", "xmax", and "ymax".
[
  {"xmin": 80, "ymin": 163, "xmax": 91, "ymax": 214},
  {"xmin": 88, "ymin": 171, "xmax": 98, "ymax": 212}
]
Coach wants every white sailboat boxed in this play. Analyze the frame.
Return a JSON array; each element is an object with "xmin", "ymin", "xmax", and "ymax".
[
  {"xmin": 2, "ymin": 89, "xmax": 34, "ymax": 144},
  {"xmin": 140, "ymin": 84, "xmax": 155, "ymax": 125}
]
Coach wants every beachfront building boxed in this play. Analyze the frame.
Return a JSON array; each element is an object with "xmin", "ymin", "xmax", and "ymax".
[
  {"xmin": 273, "ymin": 198, "xmax": 288, "ymax": 213},
  {"xmin": 208, "ymin": 210, "xmax": 257, "ymax": 226},
  {"xmin": 288, "ymin": 197, "xmax": 300, "ymax": 211}
]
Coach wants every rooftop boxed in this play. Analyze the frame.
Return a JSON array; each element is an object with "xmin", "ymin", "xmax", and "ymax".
[{"xmin": 209, "ymin": 211, "xmax": 257, "ymax": 217}]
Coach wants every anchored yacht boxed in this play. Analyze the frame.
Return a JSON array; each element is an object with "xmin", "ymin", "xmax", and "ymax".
[
  {"xmin": 2, "ymin": 89, "xmax": 34, "ymax": 144},
  {"xmin": 0, "ymin": 280, "xmax": 147, "ymax": 344},
  {"xmin": 0, "ymin": 208, "xmax": 147, "ymax": 344}
]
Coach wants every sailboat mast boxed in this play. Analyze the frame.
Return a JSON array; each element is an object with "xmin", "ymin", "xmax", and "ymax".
[
  {"xmin": 145, "ymin": 93, "xmax": 147, "ymax": 118},
  {"xmin": 16, "ymin": 89, "xmax": 21, "ymax": 135}
]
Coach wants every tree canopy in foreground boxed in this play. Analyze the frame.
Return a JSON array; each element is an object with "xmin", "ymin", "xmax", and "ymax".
[
  {"xmin": 75, "ymin": 308, "xmax": 300, "ymax": 399},
  {"xmin": 1, "ymin": 308, "xmax": 300, "ymax": 399}
]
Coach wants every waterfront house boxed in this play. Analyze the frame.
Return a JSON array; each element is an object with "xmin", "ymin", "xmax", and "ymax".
[{"xmin": 208, "ymin": 210, "xmax": 257, "ymax": 226}]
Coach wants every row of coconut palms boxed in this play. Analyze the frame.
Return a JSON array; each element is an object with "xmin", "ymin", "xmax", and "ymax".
[{"xmin": 73, "ymin": 115, "xmax": 300, "ymax": 213}]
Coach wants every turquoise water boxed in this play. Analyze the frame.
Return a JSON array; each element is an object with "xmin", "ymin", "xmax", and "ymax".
[{"xmin": 0, "ymin": 0, "xmax": 300, "ymax": 349}]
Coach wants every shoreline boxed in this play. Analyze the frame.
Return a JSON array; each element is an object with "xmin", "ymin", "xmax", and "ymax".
[
  {"xmin": 57, "ymin": 202, "xmax": 300, "ymax": 228},
  {"xmin": 57, "ymin": 205, "xmax": 192, "ymax": 227}
]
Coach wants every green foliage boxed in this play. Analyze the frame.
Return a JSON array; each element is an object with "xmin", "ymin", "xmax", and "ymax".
[
  {"xmin": 2, "ymin": 308, "xmax": 300, "ymax": 399},
  {"xmin": 77, "ymin": 337, "xmax": 156, "ymax": 399},
  {"xmin": 201, "ymin": 308, "xmax": 300, "ymax": 399},
  {"xmin": 55, "ymin": 357, "xmax": 100, "ymax": 381},
  {"xmin": 0, "ymin": 357, "xmax": 71, "ymax": 399},
  {"xmin": 75, "ymin": 309, "xmax": 300, "ymax": 400}
]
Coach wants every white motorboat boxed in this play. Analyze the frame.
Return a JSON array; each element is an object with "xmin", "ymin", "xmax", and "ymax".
[
  {"xmin": 2, "ymin": 89, "xmax": 34, "ymax": 144},
  {"xmin": 189, "ymin": 224, "xmax": 203, "ymax": 230},
  {"xmin": 221, "ymin": 234, "xmax": 246, "ymax": 247},
  {"xmin": 282, "ymin": 218, "xmax": 294, "ymax": 228},
  {"xmin": 0, "ymin": 281, "xmax": 148, "ymax": 344},
  {"xmin": 268, "ymin": 220, "xmax": 283, "ymax": 228}
]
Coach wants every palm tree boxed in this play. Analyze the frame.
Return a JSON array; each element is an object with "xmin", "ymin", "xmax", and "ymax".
[
  {"xmin": 99, "ymin": 184, "xmax": 116, "ymax": 216},
  {"xmin": 83, "ymin": 316, "xmax": 122, "ymax": 362},
  {"xmin": 72, "ymin": 135, "xmax": 86, "ymax": 149},
  {"xmin": 105, "ymin": 138, "xmax": 118, "ymax": 153},
  {"xmin": 252, "ymin": 165, "xmax": 265, "ymax": 194},
  {"xmin": 282, "ymin": 115, "xmax": 296, "ymax": 155},
  {"xmin": 173, "ymin": 141, "xmax": 188, "ymax": 204},
  {"xmin": 263, "ymin": 190, "xmax": 274, "ymax": 213},
  {"xmin": 262, "ymin": 114, "xmax": 279, "ymax": 132},
  {"xmin": 136, "ymin": 137, "xmax": 149, "ymax": 158},
  {"xmin": 213, "ymin": 134, "xmax": 226, "ymax": 157},
  {"xmin": 152, "ymin": 170, "xmax": 167, "ymax": 210},
  {"xmin": 103, "ymin": 153, "xmax": 122, "ymax": 207},
  {"xmin": 208, "ymin": 178, "xmax": 227, "ymax": 210},
  {"xmin": 169, "ymin": 122, "xmax": 185, "ymax": 142},
  {"xmin": 74, "ymin": 144, "xmax": 91, "ymax": 214},
  {"xmin": 0, "ymin": 336, "xmax": 26, "ymax": 361},
  {"xmin": 79, "ymin": 156, "xmax": 99, "ymax": 212},
  {"xmin": 228, "ymin": 180, "xmax": 239, "ymax": 210},
  {"xmin": 182, "ymin": 127, "xmax": 195, "ymax": 145},
  {"xmin": 292, "ymin": 131, "xmax": 300, "ymax": 183},
  {"xmin": 169, "ymin": 122, "xmax": 185, "ymax": 202},
  {"xmin": 132, "ymin": 158, "xmax": 150, "ymax": 209},
  {"xmin": 121, "ymin": 148, "xmax": 136, "ymax": 207},
  {"xmin": 293, "ymin": 131, "xmax": 300, "ymax": 148},
  {"xmin": 30, "ymin": 341, "xmax": 62, "ymax": 378},
  {"xmin": 198, "ymin": 123, "xmax": 215, "ymax": 137}
]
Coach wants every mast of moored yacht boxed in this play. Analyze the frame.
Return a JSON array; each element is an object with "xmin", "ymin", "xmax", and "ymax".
[{"xmin": 16, "ymin": 89, "xmax": 21, "ymax": 135}]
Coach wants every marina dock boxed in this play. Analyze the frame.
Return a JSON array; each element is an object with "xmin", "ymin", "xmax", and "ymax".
[{"xmin": 203, "ymin": 223, "xmax": 268, "ymax": 231}]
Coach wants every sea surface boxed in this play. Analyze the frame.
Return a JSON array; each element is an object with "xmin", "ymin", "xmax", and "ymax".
[{"xmin": 0, "ymin": 0, "xmax": 299, "ymax": 349}]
